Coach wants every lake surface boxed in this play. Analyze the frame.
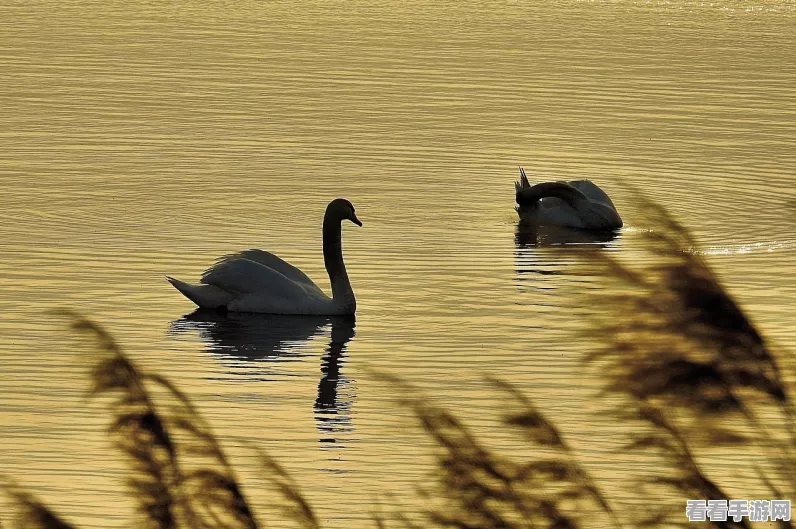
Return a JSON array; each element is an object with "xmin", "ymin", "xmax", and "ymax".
[{"xmin": 1, "ymin": 0, "xmax": 795, "ymax": 526}]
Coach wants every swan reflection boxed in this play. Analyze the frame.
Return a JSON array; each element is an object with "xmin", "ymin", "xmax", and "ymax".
[
  {"xmin": 314, "ymin": 318, "xmax": 356, "ymax": 447},
  {"xmin": 514, "ymin": 223, "xmax": 622, "ymax": 282},
  {"xmin": 515, "ymin": 223, "xmax": 620, "ymax": 249},
  {"xmin": 168, "ymin": 310, "xmax": 356, "ymax": 447}
]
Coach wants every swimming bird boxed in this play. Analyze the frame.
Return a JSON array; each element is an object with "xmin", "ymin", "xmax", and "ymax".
[
  {"xmin": 167, "ymin": 198, "xmax": 362, "ymax": 315},
  {"xmin": 515, "ymin": 168, "xmax": 623, "ymax": 230}
]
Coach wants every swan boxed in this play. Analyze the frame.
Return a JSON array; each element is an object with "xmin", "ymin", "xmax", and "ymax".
[
  {"xmin": 166, "ymin": 198, "xmax": 362, "ymax": 315},
  {"xmin": 515, "ymin": 168, "xmax": 623, "ymax": 230}
]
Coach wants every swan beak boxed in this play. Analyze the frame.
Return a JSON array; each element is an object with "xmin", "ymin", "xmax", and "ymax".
[{"xmin": 351, "ymin": 214, "xmax": 363, "ymax": 227}]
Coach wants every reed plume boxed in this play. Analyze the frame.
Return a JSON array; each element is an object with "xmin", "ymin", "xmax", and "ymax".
[
  {"xmin": 3, "ymin": 199, "xmax": 794, "ymax": 529},
  {"xmin": 143, "ymin": 373, "xmax": 258, "ymax": 529},
  {"xmin": 62, "ymin": 312, "xmax": 184, "ymax": 529},
  {"xmin": 380, "ymin": 373, "xmax": 618, "ymax": 529},
  {"xmin": 397, "ymin": 198, "xmax": 795, "ymax": 529},
  {"xmin": 580, "ymin": 199, "xmax": 790, "ymax": 420},
  {"xmin": 1, "ymin": 312, "xmax": 320, "ymax": 529},
  {"xmin": 571, "ymin": 197, "xmax": 794, "ymax": 526},
  {"xmin": 249, "ymin": 445, "xmax": 319, "ymax": 529},
  {"xmin": 57, "ymin": 311, "xmax": 262, "ymax": 529},
  {"xmin": 0, "ymin": 479, "xmax": 76, "ymax": 529}
]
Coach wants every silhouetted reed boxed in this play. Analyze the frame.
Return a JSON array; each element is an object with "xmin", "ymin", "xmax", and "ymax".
[
  {"xmin": 581, "ymin": 200, "xmax": 790, "ymax": 419},
  {"xmin": 571, "ymin": 199, "xmax": 795, "ymax": 508},
  {"xmin": 2, "ymin": 201, "xmax": 793, "ymax": 529},
  {"xmin": 1, "ymin": 311, "xmax": 318, "ymax": 529},
  {"xmin": 249, "ymin": 447, "xmax": 319, "ymax": 529},
  {"xmin": 66, "ymin": 314, "xmax": 185, "ymax": 529},
  {"xmin": 66, "ymin": 311, "xmax": 262, "ymax": 529},
  {"xmin": 573, "ymin": 198, "xmax": 793, "ymax": 529},
  {"xmin": 391, "ymin": 199, "xmax": 794, "ymax": 529},
  {"xmin": 376, "ymin": 373, "xmax": 618, "ymax": 529},
  {"xmin": 0, "ymin": 479, "xmax": 76, "ymax": 529}
]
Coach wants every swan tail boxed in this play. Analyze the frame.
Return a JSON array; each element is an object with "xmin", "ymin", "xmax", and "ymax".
[
  {"xmin": 515, "ymin": 167, "xmax": 532, "ymax": 200},
  {"xmin": 166, "ymin": 276, "xmax": 233, "ymax": 309}
]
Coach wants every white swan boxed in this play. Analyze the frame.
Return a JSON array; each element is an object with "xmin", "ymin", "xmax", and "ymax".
[
  {"xmin": 167, "ymin": 198, "xmax": 362, "ymax": 315},
  {"xmin": 515, "ymin": 168, "xmax": 623, "ymax": 230}
]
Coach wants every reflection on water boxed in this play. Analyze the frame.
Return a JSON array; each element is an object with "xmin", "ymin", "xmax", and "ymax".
[
  {"xmin": 514, "ymin": 223, "xmax": 621, "ymax": 249},
  {"xmin": 169, "ymin": 311, "xmax": 357, "ymax": 448},
  {"xmin": 514, "ymin": 223, "xmax": 622, "ymax": 281},
  {"xmin": 169, "ymin": 310, "xmax": 328, "ymax": 364},
  {"xmin": 315, "ymin": 318, "xmax": 356, "ymax": 450}
]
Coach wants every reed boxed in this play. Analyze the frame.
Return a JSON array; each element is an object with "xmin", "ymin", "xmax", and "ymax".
[
  {"xmin": 574, "ymin": 198, "xmax": 795, "ymax": 520},
  {"xmin": 377, "ymin": 372, "xmax": 620, "ymax": 529},
  {"xmin": 0, "ymin": 478, "xmax": 76, "ymax": 529},
  {"xmin": 393, "ymin": 198, "xmax": 794, "ymax": 529},
  {"xmin": 1, "ymin": 311, "xmax": 316, "ymax": 529},
  {"xmin": 1, "ymin": 202, "xmax": 793, "ymax": 529}
]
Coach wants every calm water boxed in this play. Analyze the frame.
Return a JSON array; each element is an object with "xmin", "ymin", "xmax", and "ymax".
[{"xmin": 1, "ymin": 0, "xmax": 795, "ymax": 526}]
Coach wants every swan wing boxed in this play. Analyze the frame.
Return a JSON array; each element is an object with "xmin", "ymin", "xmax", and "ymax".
[
  {"xmin": 567, "ymin": 180, "xmax": 623, "ymax": 228},
  {"xmin": 212, "ymin": 249, "xmax": 325, "ymax": 296},
  {"xmin": 568, "ymin": 180, "xmax": 618, "ymax": 210},
  {"xmin": 200, "ymin": 257, "xmax": 324, "ymax": 300}
]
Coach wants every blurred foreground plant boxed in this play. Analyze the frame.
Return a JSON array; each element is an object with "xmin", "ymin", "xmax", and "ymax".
[
  {"xmin": 575, "ymin": 199, "xmax": 795, "ymax": 525},
  {"xmin": 1, "ymin": 202, "xmax": 793, "ymax": 529},
  {"xmin": 1, "ymin": 311, "xmax": 317, "ymax": 529},
  {"xmin": 388, "ymin": 199, "xmax": 794, "ymax": 529}
]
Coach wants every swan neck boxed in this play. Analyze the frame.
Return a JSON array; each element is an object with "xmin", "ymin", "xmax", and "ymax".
[{"xmin": 323, "ymin": 214, "xmax": 355, "ymax": 309}]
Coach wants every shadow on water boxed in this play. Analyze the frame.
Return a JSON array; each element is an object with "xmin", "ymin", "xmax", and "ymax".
[{"xmin": 168, "ymin": 310, "xmax": 357, "ymax": 449}]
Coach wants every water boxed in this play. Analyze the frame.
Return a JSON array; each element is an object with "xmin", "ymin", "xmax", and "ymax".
[{"xmin": 1, "ymin": 0, "xmax": 795, "ymax": 526}]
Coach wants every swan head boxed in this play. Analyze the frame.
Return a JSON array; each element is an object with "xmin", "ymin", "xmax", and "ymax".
[{"xmin": 327, "ymin": 198, "xmax": 362, "ymax": 227}]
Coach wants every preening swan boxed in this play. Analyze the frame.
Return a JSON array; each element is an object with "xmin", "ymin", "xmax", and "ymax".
[
  {"xmin": 167, "ymin": 198, "xmax": 362, "ymax": 315},
  {"xmin": 515, "ymin": 168, "xmax": 623, "ymax": 230}
]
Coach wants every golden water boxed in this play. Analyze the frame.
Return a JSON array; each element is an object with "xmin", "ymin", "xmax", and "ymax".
[{"xmin": 1, "ymin": 0, "xmax": 795, "ymax": 526}]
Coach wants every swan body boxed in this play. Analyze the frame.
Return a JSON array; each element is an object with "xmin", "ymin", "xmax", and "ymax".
[
  {"xmin": 167, "ymin": 198, "xmax": 362, "ymax": 315},
  {"xmin": 515, "ymin": 168, "xmax": 623, "ymax": 230}
]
